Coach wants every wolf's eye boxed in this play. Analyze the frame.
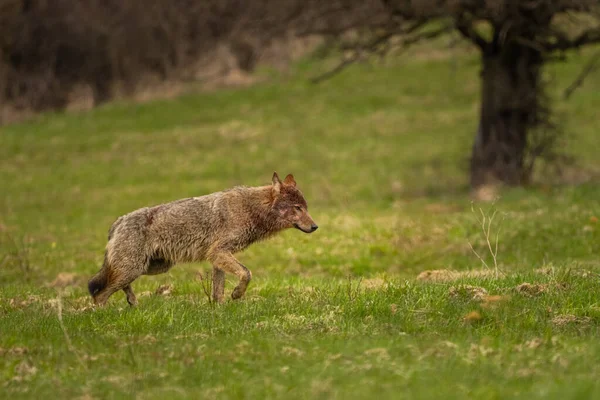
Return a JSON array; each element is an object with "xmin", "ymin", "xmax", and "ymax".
[{"xmin": 295, "ymin": 205, "xmax": 302, "ymax": 211}]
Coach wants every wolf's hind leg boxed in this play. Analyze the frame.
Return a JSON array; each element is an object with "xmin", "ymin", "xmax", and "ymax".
[
  {"xmin": 94, "ymin": 284, "xmax": 120, "ymax": 306},
  {"xmin": 94, "ymin": 272, "xmax": 140, "ymax": 307},
  {"xmin": 208, "ymin": 252, "xmax": 252, "ymax": 300},
  {"xmin": 94, "ymin": 253, "xmax": 146, "ymax": 306},
  {"xmin": 95, "ymin": 271, "xmax": 141, "ymax": 307},
  {"xmin": 123, "ymin": 285, "xmax": 137, "ymax": 306}
]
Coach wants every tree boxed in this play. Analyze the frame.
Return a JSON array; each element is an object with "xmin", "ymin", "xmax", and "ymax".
[
  {"xmin": 0, "ymin": 0, "xmax": 302, "ymax": 114},
  {"xmin": 299, "ymin": 0, "xmax": 600, "ymax": 188}
]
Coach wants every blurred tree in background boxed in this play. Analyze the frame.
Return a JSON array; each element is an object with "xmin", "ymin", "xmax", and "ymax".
[
  {"xmin": 0, "ymin": 0, "xmax": 304, "ymax": 111},
  {"xmin": 295, "ymin": 0, "xmax": 600, "ymax": 188},
  {"xmin": 1, "ymin": 0, "xmax": 599, "ymax": 189}
]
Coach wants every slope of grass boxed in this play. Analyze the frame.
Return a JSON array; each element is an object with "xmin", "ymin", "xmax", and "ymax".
[{"xmin": 1, "ymin": 40, "xmax": 599, "ymax": 399}]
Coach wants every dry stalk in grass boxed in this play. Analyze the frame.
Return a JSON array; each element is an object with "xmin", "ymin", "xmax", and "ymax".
[
  {"xmin": 197, "ymin": 271, "xmax": 214, "ymax": 305},
  {"xmin": 54, "ymin": 292, "xmax": 87, "ymax": 370},
  {"xmin": 346, "ymin": 275, "xmax": 363, "ymax": 302},
  {"xmin": 2, "ymin": 232, "xmax": 34, "ymax": 277},
  {"xmin": 468, "ymin": 203, "xmax": 505, "ymax": 278}
]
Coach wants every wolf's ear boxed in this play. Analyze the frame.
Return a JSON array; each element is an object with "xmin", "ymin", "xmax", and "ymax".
[
  {"xmin": 272, "ymin": 172, "xmax": 282, "ymax": 195},
  {"xmin": 283, "ymin": 174, "xmax": 296, "ymax": 187}
]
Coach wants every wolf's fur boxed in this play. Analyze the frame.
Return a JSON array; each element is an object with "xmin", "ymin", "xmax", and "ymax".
[{"xmin": 88, "ymin": 172, "xmax": 317, "ymax": 306}]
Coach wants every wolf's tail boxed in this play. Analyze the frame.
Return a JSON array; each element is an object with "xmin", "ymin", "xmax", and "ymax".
[{"xmin": 88, "ymin": 254, "xmax": 109, "ymax": 297}]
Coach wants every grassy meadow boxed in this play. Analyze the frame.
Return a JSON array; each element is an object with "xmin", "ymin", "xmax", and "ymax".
[{"xmin": 1, "ymin": 39, "xmax": 600, "ymax": 399}]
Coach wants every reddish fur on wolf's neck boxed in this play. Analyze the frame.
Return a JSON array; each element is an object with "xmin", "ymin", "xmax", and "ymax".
[{"xmin": 228, "ymin": 185, "xmax": 290, "ymax": 245}]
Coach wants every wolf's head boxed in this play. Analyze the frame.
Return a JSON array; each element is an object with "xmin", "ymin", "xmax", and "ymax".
[{"xmin": 271, "ymin": 172, "xmax": 318, "ymax": 233}]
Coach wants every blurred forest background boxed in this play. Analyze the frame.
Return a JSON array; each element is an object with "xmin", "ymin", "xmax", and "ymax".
[{"xmin": 2, "ymin": 0, "xmax": 600, "ymax": 188}]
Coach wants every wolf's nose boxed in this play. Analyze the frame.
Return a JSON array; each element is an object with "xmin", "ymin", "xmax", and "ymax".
[{"xmin": 310, "ymin": 224, "xmax": 318, "ymax": 232}]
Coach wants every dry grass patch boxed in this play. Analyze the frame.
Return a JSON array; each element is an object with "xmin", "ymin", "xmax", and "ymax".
[
  {"xmin": 463, "ymin": 310, "xmax": 483, "ymax": 323},
  {"xmin": 360, "ymin": 278, "xmax": 387, "ymax": 290},
  {"xmin": 7, "ymin": 295, "xmax": 42, "ymax": 309},
  {"xmin": 417, "ymin": 269, "xmax": 499, "ymax": 282},
  {"xmin": 448, "ymin": 285, "xmax": 488, "ymax": 301},
  {"xmin": 551, "ymin": 314, "xmax": 592, "ymax": 327},
  {"xmin": 481, "ymin": 294, "xmax": 510, "ymax": 309},
  {"xmin": 155, "ymin": 284, "xmax": 174, "ymax": 296},
  {"xmin": 49, "ymin": 272, "xmax": 83, "ymax": 288},
  {"xmin": 0, "ymin": 346, "xmax": 28, "ymax": 356},
  {"xmin": 515, "ymin": 282, "xmax": 548, "ymax": 297}
]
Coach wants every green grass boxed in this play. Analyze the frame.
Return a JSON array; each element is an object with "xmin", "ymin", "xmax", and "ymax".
[{"xmin": 1, "ymin": 39, "xmax": 600, "ymax": 399}]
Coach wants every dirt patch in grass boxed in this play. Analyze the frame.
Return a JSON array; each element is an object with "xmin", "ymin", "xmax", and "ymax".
[
  {"xmin": 360, "ymin": 278, "xmax": 387, "ymax": 290},
  {"xmin": 513, "ymin": 338, "xmax": 546, "ymax": 352},
  {"xmin": 463, "ymin": 311, "xmax": 483, "ymax": 323},
  {"xmin": 515, "ymin": 282, "xmax": 548, "ymax": 297},
  {"xmin": 8, "ymin": 295, "xmax": 42, "ymax": 309},
  {"xmin": 0, "ymin": 346, "xmax": 28, "ymax": 356},
  {"xmin": 515, "ymin": 282, "xmax": 569, "ymax": 297},
  {"xmin": 12, "ymin": 360, "xmax": 37, "ymax": 382},
  {"xmin": 449, "ymin": 285, "xmax": 488, "ymax": 301},
  {"xmin": 63, "ymin": 296, "xmax": 94, "ymax": 313},
  {"xmin": 48, "ymin": 272, "xmax": 83, "ymax": 288},
  {"xmin": 552, "ymin": 314, "xmax": 592, "ymax": 327},
  {"xmin": 480, "ymin": 294, "xmax": 510, "ymax": 309},
  {"xmin": 417, "ymin": 269, "xmax": 498, "ymax": 282},
  {"xmin": 155, "ymin": 284, "xmax": 174, "ymax": 296}
]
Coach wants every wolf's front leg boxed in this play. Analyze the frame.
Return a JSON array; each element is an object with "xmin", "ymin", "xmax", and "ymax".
[
  {"xmin": 209, "ymin": 252, "xmax": 252, "ymax": 300},
  {"xmin": 211, "ymin": 266, "xmax": 226, "ymax": 303}
]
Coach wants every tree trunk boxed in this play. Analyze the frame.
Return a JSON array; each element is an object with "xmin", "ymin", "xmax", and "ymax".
[{"xmin": 470, "ymin": 36, "xmax": 543, "ymax": 189}]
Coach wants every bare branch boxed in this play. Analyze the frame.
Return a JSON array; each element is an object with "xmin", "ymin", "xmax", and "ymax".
[
  {"xmin": 380, "ymin": 0, "xmax": 415, "ymax": 20},
  {"xmin": 563, "ymin": 48, "xmax": 600, "ymax": 99},
  {"xmin": 310, "ymin": 56, "xmax": 358, "ymax": 83},
  {"xmin": 554, "ymin": 0, "xmax": 600, "ymax": 13},
  {"xmin": 310, "ymin": 31, "xmax": 394, "ymax": 83},
  {"xmin": 402, "ymin": 23, "xmax": 454, "ymax": 46},
  {"xmin": 547, "ymin": 28, "xmax": 600, "ymax": 51},
  {"xmin": 310, "ymin": 22, "xmax": 452, "ymax": 83},
  {"xmin": 380, "ymin": 0, "xmax": 446, "ymax": 20},
  {"xmin": 455, "ymin": 18, "xmax": 489, "ymax": 50},
  {"xmin": 311, "ymin": 54, "xmax": 367, "ymax": 83},
  {"xmin": 514, "ymin": 36, "xmax": 549, "ymax": 53}
]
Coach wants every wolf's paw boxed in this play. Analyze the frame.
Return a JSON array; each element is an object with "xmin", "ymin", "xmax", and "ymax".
[
  {"xmin": 231, "ymin": 286, "xmax": 245, "ymax": 300},
  {"xmin": 212, "ymin": 295, "xmax": 225, "ymax": 304},
  {"xmin": 127, "ymin": 298, "xmax": 138, "ymax": 307}
]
